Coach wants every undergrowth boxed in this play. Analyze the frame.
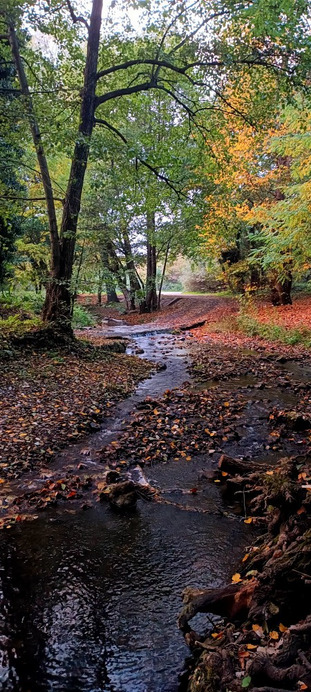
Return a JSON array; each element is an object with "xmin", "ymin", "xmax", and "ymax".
[{"xmin": 236, "ymin": 313, "xmax": 311, "ymax": 346}]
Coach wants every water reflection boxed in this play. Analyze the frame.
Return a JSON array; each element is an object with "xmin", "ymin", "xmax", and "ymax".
[{"xmin": 0, "ymin": 493, "xmax": 250, "ymax": 692}]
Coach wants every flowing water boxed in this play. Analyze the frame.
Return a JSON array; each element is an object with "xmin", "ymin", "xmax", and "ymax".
[{"xmin": 0, "ymin": 328, "xmax": 254, "ymax": 692}]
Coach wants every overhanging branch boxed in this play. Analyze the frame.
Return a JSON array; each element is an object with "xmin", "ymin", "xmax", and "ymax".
[{"xmin": 94, "ymin": 117, "xmax": 186, "ymax": 197}]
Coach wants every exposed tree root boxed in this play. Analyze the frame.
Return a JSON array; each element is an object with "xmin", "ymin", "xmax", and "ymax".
[{"xmin": 181, "ymin": 454, "xmax": 311, "ymax": 692}]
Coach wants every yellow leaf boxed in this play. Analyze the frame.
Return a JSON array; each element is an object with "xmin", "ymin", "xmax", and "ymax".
[
  {"xmin": 232, "ymin": 573, "xmax": 242, "ymax": 583},
  {"xmin": 266, "ymin": 470, "xmax": 274, "ymax": 476},
  {"xmin": 246, "ymin": 643, "xmax": 257, "ymax": 650},
  {"xmin": 242, "ymin": 553, "xmax": 250, "ymax": 562},
  {"xmin": 244, "ymin": 517, "xmax": 253, "ymax": 524},
  {"xmin": 224, "ymin": 402, "xmax": 230, "ymax": 407}
]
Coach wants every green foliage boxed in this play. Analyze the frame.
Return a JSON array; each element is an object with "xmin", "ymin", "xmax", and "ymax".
[
  {"xmin": 237, "ymin": 313, "xmax": 311, "ymax": 346},
  {"xmin": 0, "ymin": 291, "xmax": 44, "ymax": 315},
  {"xmin": 72, "ymin": 305, "xmax": 95, "ymax": 328},
  {"xmin": 0, "ymin": 313, "xmax": 41, "ymax": 337}
]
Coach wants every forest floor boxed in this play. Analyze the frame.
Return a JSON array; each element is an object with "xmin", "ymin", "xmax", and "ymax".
[
  {"xmin": 0, "ymin": 293, "xmax": 311, "ymax": 690},
  {"xmin": 0, "ymin": 341, "xmax": 152, "ymax": 484}
]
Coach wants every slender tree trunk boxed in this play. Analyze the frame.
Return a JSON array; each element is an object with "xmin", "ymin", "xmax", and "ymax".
[
  {"xmin": 157, "ymin": 241, "xmax": 170, "ymax": 309},
  {"xmin": 8, "ymin": 23, "xmax": 60, "ymax": 284},
  {"xmin": 102, "ymin": 241, "xmax": 130, "ymax": 308},
  {"xmin": 143, "ymin": 211, "xmax": 157, "ymax": 313},
  {"xmin": 121, "ymin": 224, "xmax": 140, "ymax": 309}
]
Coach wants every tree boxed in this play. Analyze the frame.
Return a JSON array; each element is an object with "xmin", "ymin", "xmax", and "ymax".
[
  {"xmin": 3, "ymin": 0, "xmax": 310, "ymax": 330},
  {"xmin": 199, "ymin": 69, "xmax": 299, "ymax": 302},
  {"xmin": 245, "ymin": 95, "xmax": 311, "ymax": 301}
]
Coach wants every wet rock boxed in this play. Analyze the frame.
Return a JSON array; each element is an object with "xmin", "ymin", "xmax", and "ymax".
[
  {"xmin": 276, "ymin": 410, "xmax": 311, "ymax": 431},
  {"xmin": 107, "ymin": 480, "xmax": 138, "ymax": 510},
  {"xmin": 156, "ymin": 362, "xmax": 167, "ymax": 371},
  {"xmin": 89, "ymin": 422, "xmax": 101, "ymax": 431}
]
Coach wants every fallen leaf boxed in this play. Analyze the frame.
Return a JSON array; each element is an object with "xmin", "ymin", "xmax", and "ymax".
[{"xmin": 232, "ymin": 573, "xmax": 242, "ymax": 583}]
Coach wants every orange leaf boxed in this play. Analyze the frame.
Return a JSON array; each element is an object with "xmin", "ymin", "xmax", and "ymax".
[
  {"xmin": 252, "ymin": 624, "xmax": 263, "ymax": 637},
  {"xmin": 279, "ymin": 623, "xmax": 288, "ymax": 633},
  {"xmin": 211, "ymin": 632, "xmax": 223, "ymax": 639},
  {"xmin": 269, "ymin": 630, "xmax": 279, "ymax": 640},
  {"xmin": 232, "ymin": 573, "xmax": 242, "ymax": 583},
  {"xmin": 246, "ymin": 643, "xmax": 257, "ymax": 650},
  {"xmin": 244, "ymin": 517, "xmax": 253, "ymax": 524}
]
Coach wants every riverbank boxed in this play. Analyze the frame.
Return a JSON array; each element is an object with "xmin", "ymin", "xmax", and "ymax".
[
  {"xmin": 176, "ymin": 340, "xmax": 311, "ymax": 692},
  {"xmin": 0, "ymin": 337, "xmax": 152, "ymax": 483}
]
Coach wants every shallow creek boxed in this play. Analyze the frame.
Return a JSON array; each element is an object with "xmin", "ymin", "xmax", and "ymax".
[{"xmin": 0, "ymin": 328, "xmax": 269, "ymax": 692}]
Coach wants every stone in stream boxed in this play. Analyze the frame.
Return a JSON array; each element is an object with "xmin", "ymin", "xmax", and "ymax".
[
  {"xmin": 107, "ymin": 480, "xmax": 138, "ymax": 510},
  {"xmin": 156, "ymin": 362, "xmax": 167, "ymax": 371},
  {"xmin": 100, "ymin": 466, "xmax": 157, "ymax": 510}
]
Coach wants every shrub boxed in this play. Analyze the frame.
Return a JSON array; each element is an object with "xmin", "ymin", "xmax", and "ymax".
[{"xmin": 72, "ymin": 304, "xmax": 95, "ymax": 328}]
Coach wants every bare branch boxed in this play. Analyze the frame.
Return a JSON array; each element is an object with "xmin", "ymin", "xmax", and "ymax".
[{"xmin": 65, "ymin": 0, "xmax": 89, "ymax": 30}]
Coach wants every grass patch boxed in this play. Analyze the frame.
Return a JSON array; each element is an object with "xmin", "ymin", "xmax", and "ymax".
[
  {"xmin": 181, "ymin": 290, "xmax": 233, "ymax": 297},
  {"xmin": 236, "ymin": 313, "xmax": 311, "ymax": 347}
]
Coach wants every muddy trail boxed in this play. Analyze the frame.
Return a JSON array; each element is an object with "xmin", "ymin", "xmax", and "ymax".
[{"xmin": 1, "ymin": 318, "xmax": 311, "ymax": 692}]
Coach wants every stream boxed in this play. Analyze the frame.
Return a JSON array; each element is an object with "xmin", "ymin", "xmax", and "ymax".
[{"xmin": 0, "ymin": 329, "xmax": 254, "ymax": 692}]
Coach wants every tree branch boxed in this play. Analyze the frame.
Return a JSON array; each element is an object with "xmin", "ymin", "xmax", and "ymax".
[
  {"xmin": 0, "ymin": 196, "xmax": 64, "ymax": 203},
  {"xmin": 65, "ymin": 0, "xmax": 89, "ymax": 30},
  {"xmin": 95, "ymin": 79, "xmax": 157, "ymax": 107},
  {"xmin": 94, "ymin": 117, "xmax": 186, "ymax": 197}
]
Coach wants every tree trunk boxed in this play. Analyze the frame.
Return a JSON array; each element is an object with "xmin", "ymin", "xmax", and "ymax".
[
  {"xmin": 8, "ymin": 22, "xmax": 60, "ymax": 294},
  {"xmin": 42, "ymin": 0, "xmax": 102, "ymax": 329},
  {"xmin": 106, "ymin": 285, "xmax": 119, "ymax": 304},
  {"xmin": 120, "ymin": 224, "xmax": 141, "ymax": 310},
  {"xmin": 142, "ymin": 211, "xmax": 157, "ymax": 313},
  {"xmin": 270, "ymin": 270, "xmax": 292, "ymax": 306},
  {"xmin": 157, "ymin": 241, "xmax": 170, "ymax": 309}
]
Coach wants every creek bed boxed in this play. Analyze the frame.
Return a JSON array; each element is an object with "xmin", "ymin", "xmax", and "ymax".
[
  {"xmin": 0, "ymin": 328, "xmax": 265, "ymax": 692},
  {"xmin": 0, "ymin": 461, "xmax": 251, "ymax": 692}
]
